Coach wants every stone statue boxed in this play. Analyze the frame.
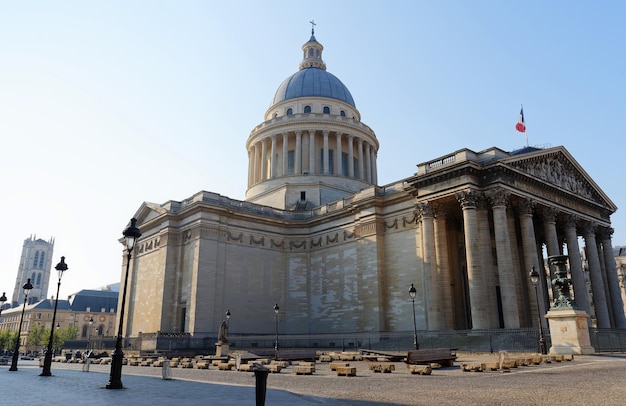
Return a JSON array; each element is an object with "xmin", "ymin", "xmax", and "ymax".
[{"xmin": 218, "ymin": 320, "xmax": 228, "ymax": 343}]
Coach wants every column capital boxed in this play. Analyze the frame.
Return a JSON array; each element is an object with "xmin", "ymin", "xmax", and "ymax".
[
  {"xmin": 515, "ymin": 198, "xmax": 535, "ymax": 216},
  {"xmin": 485, "ymin": 188, "xmax": 509, "ymax": 208},
  {"xmin": 456, "ymin": 189, "xmax": 480, "ymax": 209},
  {"xmin": 416, "ymin": 201, "xmax": 434, "ymax": 218},
  {"xmin": 539, "ymin": 206, "xmax": 559, "ymax": 222}
]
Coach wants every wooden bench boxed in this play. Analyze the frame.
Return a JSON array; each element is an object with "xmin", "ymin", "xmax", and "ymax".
[
  {"xmin": 336, "ymin": 366, "xmax": 357, "ymax": 377},
  {"xmin": 329, "ymin": 362, "xmax": 350, "ymax": 371},
  {"xmin": 293, "ymin": 366, "xmax": 314, "ymax": 375},
  {"xmin": 196, "ymin": 361, "xmax": 210, "ymax": 369},
  {"xmin": 407, "ymin": 364, "xmax": 432, "ymax": 375},
  {"xmin": 406, "ymin": 349, "xmax": 457, "ymax": 367},
  {"xmin": 369, "ymin": 363, "xmax": 395, "ymax": 373}
]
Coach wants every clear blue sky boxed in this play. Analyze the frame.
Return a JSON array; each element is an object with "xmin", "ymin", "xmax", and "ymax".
[{"xmin": 1, "ymin": 1, "xmax": 624, "ymax": 299}]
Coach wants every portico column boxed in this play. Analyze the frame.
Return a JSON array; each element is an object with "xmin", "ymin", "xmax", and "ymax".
[
  {"xmin": 456, "ymin": 190, "xmax": 490, "ymax": 329},
  {"xmin": 599, "ymin": 228, "xmax": 626, "ymax": 328},
  {"xmin": 365, "ymin": 144, "xmax": 372, "ymax": 183},
  {"xmin": 517, "ymin": 199, "xmax": 547, "ymax": 328},
  {"xmin": 583, "ymin": 223, "xmax": 611, "ymax": 328},
  {"xmin": 260, "ymin": 138, "xmax": 267, "ymax": 181},
  {"xmin": 295, "ymin": 130, "xmax": 302, "ymax": 175},
  {"xmin": 488, "ymin": 190, "xmax": 520, "ymax": 328},
  {"xmin": 358, "ymin": 138, "xmax": 364, "ymax": 180},
  {"xmin": 335, "ymin": 132, "xmax": 342, "ymax": 175},
  {"xmin": 564, "ymin": 216, "xmax": 591, "ymax": 316},
  {"xmin": 419, "ymin": 202, "xmax": 441, "ymax": 330},
  {"xmin": 282, "ymin": 132, "xmax": 288, "ymax": 176},
  {"xmin": 347, "ymin": 135, "xmax": 354, "ymax": 178},
  {"xmin": 542, "ymin": 207, "xmax": 561, "ymax": 257},
  {"xmin": 309, "ymin": 130, "xmax": 316, "ymax": 174},
  {"xmin": 433, "ymin": 205, "xmax": 454, "ymax": 329},
  {"xmin": 270, "ymin": 134, "xmax": 277, "ymax": 178}
]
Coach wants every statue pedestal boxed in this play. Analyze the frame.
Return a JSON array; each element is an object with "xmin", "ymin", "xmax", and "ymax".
[
  {"xmin": 215, "ymin": 342, "xmax": 229, "ymax": 357},
  {"xmin": 545, "ymin": 309, "xmax": 595, "ymax": 355}
]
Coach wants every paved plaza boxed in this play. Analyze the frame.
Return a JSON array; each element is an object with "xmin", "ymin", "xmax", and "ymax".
[{"xmin": 2, "ymin": 353, "xmax": 626, "ymax": 405}]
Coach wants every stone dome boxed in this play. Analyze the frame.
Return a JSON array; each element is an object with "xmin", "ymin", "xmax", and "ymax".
[{"xmin": 270, "ymin": 34, "xmax": 355, "ymax": 108}]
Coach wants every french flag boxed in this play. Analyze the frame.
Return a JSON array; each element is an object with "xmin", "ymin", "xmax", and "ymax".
[{"xmin": 516, "ymin": 107, "xmax": 526, "ymax": 133}]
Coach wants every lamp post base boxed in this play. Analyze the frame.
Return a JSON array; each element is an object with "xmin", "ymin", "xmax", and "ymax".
[
  {"xmin": 106, "ymin": 347, "xmax": 125, "ymax": 389},
  {"xmin": 40, "ymin": 351, "xmax": 54, "ymax": 376},
  {"xmin": 8, "ymin": 351, "xmax": 19, "ymax": 371}
]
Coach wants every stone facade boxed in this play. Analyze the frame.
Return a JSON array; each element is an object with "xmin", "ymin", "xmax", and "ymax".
[{"xmin": 119, "ymin": 32, "xmax": 625, "ymax": 342}]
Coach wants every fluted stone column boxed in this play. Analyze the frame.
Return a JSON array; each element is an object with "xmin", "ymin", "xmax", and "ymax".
[
  {"xmin": 309, "ymin": 130, "xmax": 316, "ymax": 174},
  {"xmin": 282, "ymin": 132, "xmax": 288, "ymax": 176},
  {"xmin": 252, "ymin": 143, "xmax": 259, "ymax": 184},
  {"xmin": 518, "ymin": 200, "xmax": 548, "ymax": 327},
  {"xmin": 419, "ymin": 202, "xmax": 440, "ymax": 330},
  {"xmin": 247, "ymin": 149, "xmax": 252, "ymax": 187},
  {"xmin": 365, "ymin": 144, "xmax": 372, "ymax": 183},
  {"xmin": 295, "ymin": 131, "xmax": 302, "ymax": 175},
  {"xmin": 358, "ymin": 138, "xmax": 364, "ymax": 181},
  {"xmin": 270, "ymin": 134, "xmax": 277, "ymax": 178},
  {"xmin": 434, "ymin": 205, "xmax": 454, "ymax": 329},
  {"xmin": 564, "ymin": 216, "xmax": 591, "ymax": 317},
  {"xmin": 489, "ymin": 190, "xmax": 520, "ymax": 328},
  {"xmin": 583, "ymin": 223, "xmax": 611, "ymax": 328},
  {"xmin": 335, "ymin": 132, "xmax": 342, "ymax": 175},
  {"xmin": 347, "ymin": 135, "xmax": 354, "ymax": 178},
  {"xmin": 599, "ymin": 228, "xmax": 626, "ymax": 328},
  {"xmin": 372, "ymin": 150, "xmax": 378, "ymax": 184},
  {"xmin": 260, "ymin": 139, "xmax": 267, "ymax": 181},
  {"xmin": 457, "ymin": 190, "xmax": 490, "ymax": 329},
  {"xmin": 323, "ymin": 131, "xmax": 329, "ymax": 174},
  {"xmin": 507, "ymin": 208, "xmax": 527, "ymax": 325}
]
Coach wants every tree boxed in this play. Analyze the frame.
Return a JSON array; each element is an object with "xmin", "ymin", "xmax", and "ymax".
[
  {"xmin": 26, "ymin": 323, "xmax": 47, "ymax": 352},
  {"xmin": 54, "ymin": 325, "xmax": 78, "ymax": 350},
  {"xmin": 0, "ymin": 329, "xmax": 16, "ymax": 352}
]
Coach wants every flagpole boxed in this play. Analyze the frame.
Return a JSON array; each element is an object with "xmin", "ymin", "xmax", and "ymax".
[{"xmin": 523, "ymin": 104, "xmax": 528, "ymax": 147}]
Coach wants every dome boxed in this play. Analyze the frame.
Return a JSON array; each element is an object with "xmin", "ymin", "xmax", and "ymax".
[
  {"xmin": 271, "ymin": 67, "xmax": 355, "ymax": 107},
  {"xmin": 270, "ymin": 34, "xmax": 356, "ymax": 108}
]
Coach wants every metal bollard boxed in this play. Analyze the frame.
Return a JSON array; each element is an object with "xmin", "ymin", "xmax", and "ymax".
[
  {"xmin": 253, "ymin": 364, "xmax": 269, "ymax": 406},
  {"xmin": 162, "ymin": 359, "xmax": 172, "ymax": 380}
]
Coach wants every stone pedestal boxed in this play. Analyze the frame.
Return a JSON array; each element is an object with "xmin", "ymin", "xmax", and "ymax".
[
  {"xmin": 545, "ymin": 309, "xmax": 595, "ymax": 355},
  {"xmin": 215, "ymin": 342, "xmax": 229, "ymax": 357}
]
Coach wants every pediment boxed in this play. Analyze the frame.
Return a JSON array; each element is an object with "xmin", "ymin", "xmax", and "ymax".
[
  {"xmin": 501, "ymin": 146, "xmax": 616, "ymax": 211},
  {"xmin": 133, "ymin": 202, "xmax": 168, "ymax": 225}
]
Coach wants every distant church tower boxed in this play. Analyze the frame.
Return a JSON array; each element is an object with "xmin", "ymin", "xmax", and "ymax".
[{"xmin": 12, "ymin": 236, "xmax": 54, "ymax": 306}]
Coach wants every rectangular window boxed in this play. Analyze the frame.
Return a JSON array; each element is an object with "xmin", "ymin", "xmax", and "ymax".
[
  {"xmin": 287, "ymin": 150, "xmax": 295, "ymax": 175},
  {"xmin": 300, "ymin": 191, "xmax": 306, "ymax": 201},
  {"xmin": 341, "ymin": 152, "xmax": 349, "ymax": 176}
]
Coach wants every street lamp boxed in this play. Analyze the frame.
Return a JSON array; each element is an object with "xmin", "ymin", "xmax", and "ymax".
[
  {"xmin": 273, "ymin": 303, "xmax": 280, "ymax": 360},
  {"xmin": 9, "ymin": 278, "xmax": 33, "ymax": 371},
  {"xmin": 41, "ymin": 256, "xmax": 69, "ymax": 376},
  {"xmin": 409, "ymin": 283, "xmax": 419, "ymax": 350},
  {"xmin": 87, "ymin": 316, "xmax": 94, "ymax": 353},
  {"xmin": 225, "ymin": 309, "xmax": 231, "ymax": 328},
  {"xmin": 107, "ymin": 217, "xmax": 141, "ymax": 389},
  {"xmin": 529, "ymin": 266, "xmax": 547, "ymax": 355}
]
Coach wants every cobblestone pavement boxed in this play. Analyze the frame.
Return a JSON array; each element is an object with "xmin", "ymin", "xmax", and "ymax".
[{"xmin": 3, "ymin": 352, "xmax": 626, "ymax": 405}]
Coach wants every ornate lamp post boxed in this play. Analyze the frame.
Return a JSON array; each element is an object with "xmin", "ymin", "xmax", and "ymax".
[
  {"xmin": 41, "ymin": 256, "xmax": 69, "ymax": 376},
  {"xmin": 409, "ymin": 283, "xmax": 419, "ymax": 350},
  {"xmin": 9, "ymin": 278, "xmax": 33, "ymax": 371},
  {"xmin": 87, "ymin": 316, "xmax": 94, "ymax": 353},
  {"xmin": 529, "ymin": 266, "xmax": 547, "ymax": 355},
  {"xmin": 273, "ymin": 303, "xmax": 280, "ymax": 360},
  {"xmin": 107, "ymin": 217, "xmax": 141, "ymax": 389},
  {"xmin": 0, "ymin": 292, "xmax": 6, "ymax": 316}
]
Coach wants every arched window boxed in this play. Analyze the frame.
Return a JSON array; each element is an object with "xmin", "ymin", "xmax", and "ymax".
[
  {"xmin": 323, "ymin": 106, "xmax": 330, "ymax": 114},
  {"xmin": 340, "ymin": 110, "xmax": 346, "ymax": 117},
  {"xmin": 98, "ymin": 324, "xmax": 104, "ymax": 336},
  {"xmin": 304, "ymin": 105, "xmax": 311, "ymax": 113},
  {"xmin": 82, "ymin": 325, "xmax": 88, "ymax": 338},
  {"xmin": 39, "ymin": 252, "xmax": 45, "ymax": 268},
  {"xmin": 33, "ymin": 252, "xmax": 39, "ymax": 268},
  {"xmin": 36, "ymin": 273, "xmax": 42, "ymax": 286},
  {"xmin": 286, "ymin": 108, "xmax": 293, "ymax": 115}
]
